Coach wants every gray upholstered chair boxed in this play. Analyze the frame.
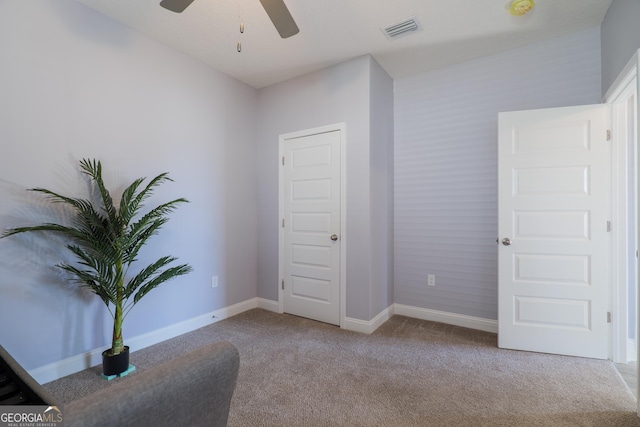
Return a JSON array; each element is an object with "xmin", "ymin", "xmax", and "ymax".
[{"xmin": 1, "ymin": 341, "xmax": 240, "ymax": 427}]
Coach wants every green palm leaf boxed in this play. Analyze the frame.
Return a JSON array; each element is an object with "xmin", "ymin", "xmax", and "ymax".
[{"xmin": 133, "ymin": 263, "xmax": 192, "ymax": 305}]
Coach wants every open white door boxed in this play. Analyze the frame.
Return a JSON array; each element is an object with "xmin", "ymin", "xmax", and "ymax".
[{"xmin": 498, "ymin": 104, "xmax": 611, "ymax": 359}]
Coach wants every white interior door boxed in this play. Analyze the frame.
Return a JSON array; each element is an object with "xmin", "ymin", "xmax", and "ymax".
[
  {"xmin": 498, "ymin": 104, "xmax": 611, "ymax": 359},
  {"xmin": 280, "ymin": 129, "xmax": 341, "ymax": 325}
]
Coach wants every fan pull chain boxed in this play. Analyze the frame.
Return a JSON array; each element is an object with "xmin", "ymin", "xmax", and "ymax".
[{"xmin": 237, "ymin": 22, "xmax": 244, "ymax": 53}]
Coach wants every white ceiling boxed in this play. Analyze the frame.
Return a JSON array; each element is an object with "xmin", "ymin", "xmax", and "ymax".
[{"xmin": 75, "ymin": 0, "xmax": 613, "ymax": 89}]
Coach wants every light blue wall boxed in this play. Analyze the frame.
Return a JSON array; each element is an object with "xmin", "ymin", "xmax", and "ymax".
[
  {"xmin": 369, "ymin": 59, "xmax": 394, "ymax": 318},
  {"xmin": 256, "ymin": 55, "xmax": 394, "ymax": 321},
  {"xmin": 0, "ymin": 1, "xmax": 258, "ymax": 370},
  {"xmin": 0, "ymin": 0, "xmax": 611, "ymax": 375},
  {"xmin": 394, "ymin": 28, "xmax": 602, "ymax": 320},
  {"xmin": 601, "ymin": 0, "xmax": 640, "ymax": 94}
]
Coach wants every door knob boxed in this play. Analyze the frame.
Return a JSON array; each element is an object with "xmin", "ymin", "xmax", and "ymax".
[
  {"xmin": 330, "ymin": 234, "xmax": 339, "ymax": 241},
  {"xmin": 502, "ymin": 238, "xmax": 511, "ymax": 246}
]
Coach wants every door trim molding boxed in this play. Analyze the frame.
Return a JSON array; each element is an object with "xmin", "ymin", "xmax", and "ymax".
[
  {"xmin": 277, "ymin": 123, "xmax": 347, "ymax": 327},
  {"xmin": 604, "ymin": 51, "xmax": 638, "ymax": 364},
  {"xmin": 603, "ymin": 50, "xmax": 639, "ymax": 103}
]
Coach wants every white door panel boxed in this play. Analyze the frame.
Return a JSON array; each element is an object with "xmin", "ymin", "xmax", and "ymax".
[
  {"xmin": 281, "ymin": 129, "xmax": 341, "ymax": 325},
  {"xmin": 498, "ymin": 104, "xmax": 611, "ymax": 359}
]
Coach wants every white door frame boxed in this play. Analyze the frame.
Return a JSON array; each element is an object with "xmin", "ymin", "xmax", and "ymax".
[
  {"xmin": 278, "ymin": 123, "xmax": 347, "ymax": 327},
  {"xmin": 604, "ymin": 50, "xmax": 639, "ymax": 365}
]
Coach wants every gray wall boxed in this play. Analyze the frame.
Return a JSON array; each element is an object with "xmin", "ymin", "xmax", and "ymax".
[
  {"xmin": 0, "ymin": 1, "xmax": 258, "ymax": 370},
  {"xmin": 601, "ymin": 0, "xmax": 640, "ymax": 94},
  {"xmin": 394, "ymin": 27, "xmax": 602, "ymax": 320},
  {"xmin": 369, "ymin": 60, "xmax": 394, "ymax": 318},
  {"xmin": 0, "ymin": 0, "xmax": 610, "ymax": 373},
  {"xmin": 256, "ymin": 55, "xmax": 394, "ymax": 321}
]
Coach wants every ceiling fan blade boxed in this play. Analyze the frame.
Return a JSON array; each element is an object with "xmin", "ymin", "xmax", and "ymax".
[
  {"xmin": 159, "ymin": 0, "xmax": 196, "ymax": 13},
  {"xmin": 258, "ymin": 0, "xmax": 299, "ymax": 39}
]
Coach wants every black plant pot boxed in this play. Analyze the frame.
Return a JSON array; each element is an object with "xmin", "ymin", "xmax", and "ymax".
[{"xmin": 102, "ymin": 346, "xmax": 130, "ymax": 376}]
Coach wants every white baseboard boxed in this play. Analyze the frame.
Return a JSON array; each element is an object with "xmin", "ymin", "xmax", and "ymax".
[
  {"xmin": 257, "ymin": 298, "xmax": 280, "ymax": 313},
  {"xmin": 342, "ymin": 304, "xmax": 496, "ymax": 335},
  {"xmin": 394, "ymin": 304, "xmax": 498, "ymax": 334},
  {"xmin": 255, "ymin": 298, "xmax": 396, "ymax": 335},
  {"xmin": 343, "ymin": 305, "xmax": 394, "ymax": 334},
  {"xmin": 31, "ymin": 300, "xmax": 497, "ymax": 383},
  {"xmin": 31, "ymin": 298, "xmax": 260, "ymax": 384},
  {"xmin": 212, "ymin": 298, "xmax": 259, "ymax": 320}
]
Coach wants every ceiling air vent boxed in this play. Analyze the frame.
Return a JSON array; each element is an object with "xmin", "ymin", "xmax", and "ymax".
[{"xmin": 381, "ymin": 16, "xmax": 422, "ymax": 41}]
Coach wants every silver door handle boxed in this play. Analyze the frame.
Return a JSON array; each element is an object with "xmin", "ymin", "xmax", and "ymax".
[
  {"xmin": 502, "ymin": 238, "xmax": 511, "ymax": 246},
  {"xmin": 331, "ymin": 234, "xmax": 339, "ymax": 241}
]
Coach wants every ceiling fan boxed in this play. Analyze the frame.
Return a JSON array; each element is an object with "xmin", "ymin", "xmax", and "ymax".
[{"xmin": 159, "ymin": 0, "xmax": 300, "ymax": 39}]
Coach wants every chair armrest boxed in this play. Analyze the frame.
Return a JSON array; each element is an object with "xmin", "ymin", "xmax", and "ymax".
[
  {"xmin": 64, "ymin": 341, "xmax": 239, "ymax": 427},
  {"xmin": 0, "ymin": 344, "xmax": 61, "ymax": 406}
]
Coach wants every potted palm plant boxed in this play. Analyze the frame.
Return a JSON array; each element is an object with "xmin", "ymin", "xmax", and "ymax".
[{"xmin": 1, "ymin": 159, "xmax": 192, "ymax": 377}]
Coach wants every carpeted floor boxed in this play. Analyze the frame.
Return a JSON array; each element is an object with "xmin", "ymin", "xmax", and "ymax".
[{"xmin": 45, "ymin": 309, "xmax": 640, "ymax": 426}]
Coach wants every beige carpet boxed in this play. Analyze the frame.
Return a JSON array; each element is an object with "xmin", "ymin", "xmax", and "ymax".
[{"xmin": 45, "ymin": 309, "xmax": 640, "ymax": 426}]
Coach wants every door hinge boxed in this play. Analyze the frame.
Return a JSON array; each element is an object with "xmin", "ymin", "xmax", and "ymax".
[
  {"xmin": 282, "ymin": 156, "xmax": 285, "ymax": 166},
  {"xmin": 282, "ymin": 218, "xmax": 285, "ymax": 228},
  {"xmin": 606, "ymin": 221, "xmax": 611, "ymax": 232},
  {"xmin": 607, "ymin": 130, "xmax": 611, "ymax": 141},
  {"xmin": 281, "ymin": 280, "xmax": 284, "ymax": 290},
  {"xmin": 607, "ymin": 311, "xmax": 612, "ymax": 323}
]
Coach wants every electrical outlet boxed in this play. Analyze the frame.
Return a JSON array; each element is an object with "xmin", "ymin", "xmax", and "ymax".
[
  {"xmin": 427, "ymin": 274, "xmax": 436, "ymax": 286},
  {"xmin": 211, "ymin": 276, "xmax": 218, "ymax": 288}
]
